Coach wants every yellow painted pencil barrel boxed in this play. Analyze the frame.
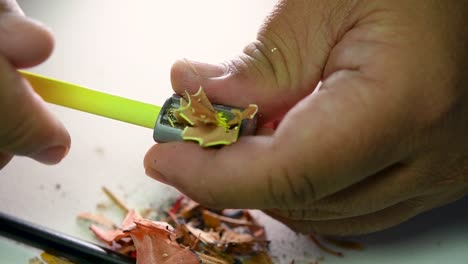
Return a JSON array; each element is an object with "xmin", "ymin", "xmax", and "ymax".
[{"xmin": 20, "ymin": 71, "xmax": 161, "ymax": 129}]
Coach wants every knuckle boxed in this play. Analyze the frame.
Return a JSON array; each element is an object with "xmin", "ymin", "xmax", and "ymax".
[
  {"xmin": 0, "ymin": 64, "xmax": 49, "ymax": 154},
  {"xmin": 267, "ymin": 164, "xmax": 317, "ymax": 209},
  {"xmin": 292, "ymin": 207, "xmax": 345, "ymax": 221},
  {"xmin": 0, "ymin": 115, "xmax": 50, "ymax": 155},
  {"xmin": 242, "ymin": 36, "xmax": 293, "ymax": 89},
  {"xmin": 182, "ymin": 170, "xmax": 222, "ymax": 209},
  {"xmin": 0, "ymin": 108, "xmax": 32, "ymax": 152},
  {"xmin": 403, "ymin": 197, "xmax": 425, "ymax": 212},
  {"xmin": 0, "ymin": 108, "xmax": 64, "ymax": 155}
]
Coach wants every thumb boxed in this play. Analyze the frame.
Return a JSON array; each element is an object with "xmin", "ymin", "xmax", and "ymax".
[
  {"xmin": 170, "ymin": 1, "xmax": 333, "ymax": 124},
  {"xmin": 145, "ymin": 0, "xmax": 353, "ymax": 207},
  {"xmin": 0, "ymin": 6, "xmax": 70, "ymax": 165}
]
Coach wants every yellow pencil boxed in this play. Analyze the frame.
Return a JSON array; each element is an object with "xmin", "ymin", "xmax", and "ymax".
[{"xmin": 20, "ymin": 70, "xmax": 161, "ymax": 129}]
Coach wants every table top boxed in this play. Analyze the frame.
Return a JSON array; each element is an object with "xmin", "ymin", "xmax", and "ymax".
[{"xmin": 1, "ymin": 1, "xmax": 467, "ymax": 263}]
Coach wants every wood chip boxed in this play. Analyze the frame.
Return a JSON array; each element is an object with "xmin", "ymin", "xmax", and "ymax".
[
  {"xmin": 102, "ymin": 186, "xmax": 130, "ymax": 213},
  {"xmin": 77, "ymin": 212, "xmax": 116, "ymax": 229}
]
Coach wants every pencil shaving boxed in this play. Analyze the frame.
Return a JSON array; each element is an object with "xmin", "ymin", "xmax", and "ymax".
[
  {"xmin": 83, "ymin": 193, "xmax": 273, "ymax": 263},
  {"xmin": 170, "ymin": 87, "xmax": 258, "ymax": 147}
]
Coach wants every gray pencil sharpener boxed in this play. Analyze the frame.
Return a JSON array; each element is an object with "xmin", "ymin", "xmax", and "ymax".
[{"xmin": 153, "ymin": 94, "xmax": 257, "ymax": 144}]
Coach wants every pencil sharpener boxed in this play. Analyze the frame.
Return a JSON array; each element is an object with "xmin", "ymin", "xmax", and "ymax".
[{"xmin": 153, "ymin": 94, "xmax": 257, "ymax": 144}]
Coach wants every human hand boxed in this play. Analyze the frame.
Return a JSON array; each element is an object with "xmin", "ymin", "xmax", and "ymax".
[
  {"xmin": 144, "ymin": 0, "xmax": 468, "ymax": 236},
  {"xmin": 0, "ymin": 1, "xmax": 70, "ymax": 170}
]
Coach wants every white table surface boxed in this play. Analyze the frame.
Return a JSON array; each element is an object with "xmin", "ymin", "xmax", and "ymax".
[{"xmin": 1, "ymin": 1, "xmax": 467, "ymax": 263}]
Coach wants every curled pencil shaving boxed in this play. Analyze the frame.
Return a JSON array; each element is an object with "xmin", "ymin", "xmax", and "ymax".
[
  {"xmin": 126, "ymin": 218, "xmax": 201, "ymax": 264},
  {"xmin": 89, "ymin": 210, "xmax": 200, "ymax": 264}
]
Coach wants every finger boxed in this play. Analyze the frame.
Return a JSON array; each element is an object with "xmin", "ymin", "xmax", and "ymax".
[
  {"xmin": 148, "ymin": 1, "xmax": 416, "ymax": 209},
  {"xmin": 267, "ymin": 199, "xmax": 425, "ymax": 236},
  {"xmin": 269, "ymin": 162, "xmax": 427, "ymax": 220},
  {"xmin": 170, "ymin": 0, "xmax": 337, "ymax": 123},
  {"xmin": 0, "ymin": 151, "xmax": 13, "ymax": 169},
  {"xmin": 0, "ymin": 3, "xmax": 54, "ymax": 67},
  {"xmin": 270, "ymin": 148, "xmax": 468, "ymax": 221},
  {"xmin": 146, "ymin": 66, "xmax": 414, "ymax": 209},
  {"xmin": 273, "ymin": 63, "xmax": 425, "ymax": 202},
  {"xmin": 266, "ymin": 187, "xmax": 468, "ymax": 236},
  {"xmin": 146, "ymin": 1, "xmax": 355, "ymax": 208},
  {"xmin": 266, "ymin": 190, "xmax": 467, "ymax": 236},
  {"xmin": 0, "ymin": 56, "xmax": 70, "ymax": 164},
  {"xmin": 145, "ymin": 136, "xmax": 276, "ymax": 208}
]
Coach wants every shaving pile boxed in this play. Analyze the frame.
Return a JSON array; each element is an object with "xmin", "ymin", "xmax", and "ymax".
[
  {"xmin": 78, "ymin": 190, "xmax": 273, "ymax": 264},
  {"xmin": 28, "ymin": 187, "xmax": 362, "ymax": 263},
  {"xmin": 169, "ymin": 87, "xmax": 258, "ymax": 147}
]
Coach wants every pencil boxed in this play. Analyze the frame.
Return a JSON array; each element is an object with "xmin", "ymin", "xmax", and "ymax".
[
  {"xmin": 0, "ymin": 211, "xmax": 135, "ymax": 264},
  {"xmin": 20, "ymin": 70, "xmax": 161, "ymax": 129}
]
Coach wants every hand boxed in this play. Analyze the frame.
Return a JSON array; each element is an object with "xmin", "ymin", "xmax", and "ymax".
[
  {"xmin": 144, "ymin": 0, "xmax": 468, "ymax": 236},
  {"xmin": 0, "ymin": 1, "xmax": 70, "ymax": 170}
]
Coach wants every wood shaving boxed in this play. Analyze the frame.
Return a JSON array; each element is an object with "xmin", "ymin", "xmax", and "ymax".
[
  {"xmin": 76, "ymin": 187, "xmax": 360, "ymax": 263},
  {"xmin": 39, "ymin": 253, "xmax": 75, "ymax": 264},
  {"xmin": 101, "ymin": 186, "xmax": 130, "ymax": 213},
  {"xmin": 76, "ymin": 212, "xmax": 117, "ymax": 229},
  {"xmin": 82, "ymin": 192, "xmax": 273, "ymax": 263},
  {"xmin": 169, "ymin": 87, "xmax": 258, "ymax": 147},
  {"xmin": 28, "ymin": 252, "xmax": 74, "ymax": 264}
]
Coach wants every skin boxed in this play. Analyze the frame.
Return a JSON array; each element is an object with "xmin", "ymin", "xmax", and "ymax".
[
  {"xmin": 0, "ymin": 0, "xmax": 70, "ymax": 169},
  {"xmin": 144, "ymin": 0, "xmax": 468, "ymax": 236},
  {"xmin": 1, "ymin": 0, "xmax": 466, "ymax": 237}
]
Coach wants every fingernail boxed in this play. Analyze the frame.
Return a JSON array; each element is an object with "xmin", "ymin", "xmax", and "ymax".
[
  {"xmin": 145, "ymin": 166, "xmax": 168, "ymax": 184},
  {"xmin": 31, "ymin": 146, "xmax": 69, "ymax": 165}
]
